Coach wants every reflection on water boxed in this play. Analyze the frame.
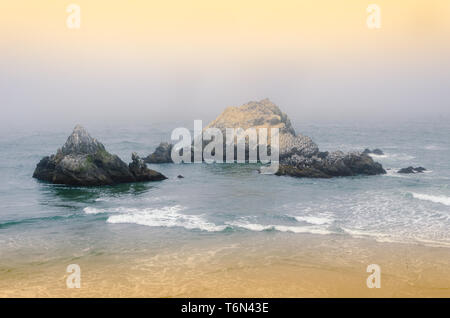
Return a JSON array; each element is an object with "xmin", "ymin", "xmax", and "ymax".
[{"xmin": 39, "ymin": 181, "xmax": 156, "ymax": 206}]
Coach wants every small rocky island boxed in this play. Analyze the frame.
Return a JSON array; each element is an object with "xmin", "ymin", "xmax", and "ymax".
[
  {"xmin": 145, "ymin": 99, "xmax": 386, "ymax": 178},
  {"xmin": 397, "ymin": 166, "xmax": 427, "ymax": 174},
  {"xmin": 33, "ymin": 125, "xmax": 166, "ymax": 186}
]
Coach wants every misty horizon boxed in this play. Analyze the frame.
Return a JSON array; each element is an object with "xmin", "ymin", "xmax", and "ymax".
[{"xmin": 1, "ymin": 1, "xmax": 450, "ymax": 130}]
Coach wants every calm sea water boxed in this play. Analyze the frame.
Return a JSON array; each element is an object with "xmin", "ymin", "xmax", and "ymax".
[{"xmin": 1, "ymin": 119, "xmax": 449, "ymax": 266}]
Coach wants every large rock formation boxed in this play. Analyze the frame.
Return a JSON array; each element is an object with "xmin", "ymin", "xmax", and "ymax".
[
  {"xmin": 144, "ymin": 99, "xmax": 386, "ymax": 178},
  {"xmin": 33, "ymin": 125, "xmax": 166, "ymax": 186},
  {"xmin": 205, "ymin": 98, "xmax": 319, "ymax": 159},
  {"xmin": 145, "ymin": 99, "xmax": 318, "ymax": 163}
]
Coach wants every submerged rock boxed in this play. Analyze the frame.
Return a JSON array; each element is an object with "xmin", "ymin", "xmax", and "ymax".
[
  {"xmin": 398, "ymin": 166, "xmax": 427, "ymax": 174},
  {"xmin": 33, "ymin": 125, "xmax": 166, "ymax": 186},
  {"xmin": 144, "ymin": 99, "xmax": 386, "ymax": 178}
]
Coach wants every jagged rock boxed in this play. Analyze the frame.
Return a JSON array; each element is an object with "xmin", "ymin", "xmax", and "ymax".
[
  {"xmin": 33, "ymin": 125, "xmax": 166, "ymax": 186},
  {"xmin": 398, "ymin": 166, "xmax": 427, "ymax": 174},
  {"xmin": 362, "ymin": 148, "xmax": 384, "ymax": 156},
  {"xmin": 279, "ymin": 133, "xmax": 319, "ymax": 159},
  {"xmin": 144, "ymin": 142, "xmax": 173, "ymax": 164},
  {"xmin": 129, "ymin": 152, "xmax": 166, "ymax": 182},
  {"xmin": 277, "ymin": 151, "xmax": 385, "ymax": 178}
]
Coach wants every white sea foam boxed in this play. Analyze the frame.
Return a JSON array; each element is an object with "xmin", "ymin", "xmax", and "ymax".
[
  {"xmin": 106, "ymin": 205, "xmax": 226, "ymax": 232},
  {"xmin": 384, "ymin": 168, "xmax": 410, "ymax": 178},
  {"xmin": 83, "ymin": 207, "xmax": 107, "ymax": 214},
  {"xmin": 227, "ymin": 221, "xmax": 332, "ymax": 235},
  {"xmin": 411, "ymin": 193, "xmax": 450, "ymax": 206},
  {"xmin": 387, "ymin": 153, "xmax": 415, "ymax": 160},
  {"xmin": 94, "ymin": 196, "xmax": 165, "ymax": 203},
  {"xmin": 342, "ymin": 228, "xmax": 392, "ymax": 240},
  {"xmin": 396, "ymin": 153, "xmax": 415, "ymax": 160},
  {"xmin": 343, "ymin": 228, "xmax": 450, "ymax": 248},
  {"xmin": 367, "ymin": 154, "xmax": 388, "ymax": 159},
  {"xmin": 83, "ymin": 206, "xmax": 129, "ymax": 214},
  {"xmin": 293, "ymin": 215, "xmax": 333, "ymax": 225},
  {"xmin": 366, "ymin": 152, "xmax": 416, "ymax": 161},
  {"xmin": 424, "ymin": 145, "xmax": 446, "ymax": 151}
]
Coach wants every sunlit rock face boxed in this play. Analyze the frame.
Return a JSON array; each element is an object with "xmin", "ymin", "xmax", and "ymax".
[{"xmin": 204, "ymin": 98, "xmax": 319, "ymax": 158}]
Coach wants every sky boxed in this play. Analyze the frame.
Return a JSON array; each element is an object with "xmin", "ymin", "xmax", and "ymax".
[{"xmin": 1, "ymin": 0, "xmax": 450, "ymax": 130}]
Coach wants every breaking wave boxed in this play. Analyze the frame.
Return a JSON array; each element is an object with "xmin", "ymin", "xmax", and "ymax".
[
  {"xmin": 105, "ymin": 205, "xmax": 227, "ymax": 232},
  {"xmin": 293, "ymin": 215, "xmax": 334, "ymax": 225},
  {"xmin": 226, "ymin": 221, "xmax": 333, "ymax": 235},
  {"xmin": 411, "ymin": 193, "xmax": 450, "ymax": 206}
]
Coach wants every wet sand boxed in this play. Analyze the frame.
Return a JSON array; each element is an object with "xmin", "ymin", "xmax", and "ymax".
[{"xmin": 1, "ymin": 233, "xmax": 449, "ymax": 297}]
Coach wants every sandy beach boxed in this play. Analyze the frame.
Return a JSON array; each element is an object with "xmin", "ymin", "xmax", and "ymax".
[{"xmin": 1, "ymin": 233, "xmax": 449, "ymax": 298}]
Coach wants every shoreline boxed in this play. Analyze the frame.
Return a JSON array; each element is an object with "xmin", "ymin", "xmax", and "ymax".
[{"xmin": 1, "ymin": 233, "xmax": 449, "ymax": 298}]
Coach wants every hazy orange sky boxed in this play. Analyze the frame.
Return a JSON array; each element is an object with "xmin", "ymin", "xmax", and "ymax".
[{"xmin": 1, "ymin": 1, "xmax": 450, "ymax": 127}]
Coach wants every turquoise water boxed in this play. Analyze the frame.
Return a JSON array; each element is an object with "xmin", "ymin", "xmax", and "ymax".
[{"xmin": 1, "ymin": 119, "xmax": 449, "ymax": 265}]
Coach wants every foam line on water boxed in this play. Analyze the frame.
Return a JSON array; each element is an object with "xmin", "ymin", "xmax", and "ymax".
[
  {"xmin": 105, "ymin": 205, "xmax": 227, "ymax": 232},
  {"xmin": 227, "ymin": 221, "xmax": 333, "ymax": 235},
  {"xmin": 342, "ymin": 227, "xmax": 450, "ymax": 248},
  {"xmin": 411, "ymin": 193, "xmax": 450, "ymax": 206},
  {"xmin": 293, "ymin": 215, "xmax": 334, "ymax": 225}
]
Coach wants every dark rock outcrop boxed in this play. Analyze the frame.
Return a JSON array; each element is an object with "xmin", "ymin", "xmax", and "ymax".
[
  {"xmin": 397, "ymin": 166, "xmax": 427, "ymax": 174},
  {"xmin": 362, "ymin": 148, "xmax": 384, "ymax": 156},
  {"xmin": 129, "ymin": 152, "xmax": 166, "ymax": 182},
  {"xmin": 144, "ymin": 142, "xmax": 173, "ymax": 164},
  {"xmin": 276, "ymin": 151, "xmax": 385, "ymax": 178},
  {"xmin": 33, "ymin": 125, "xmax": 166, "ymax": 186}
]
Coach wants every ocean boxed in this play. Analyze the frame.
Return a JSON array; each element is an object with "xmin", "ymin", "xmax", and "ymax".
[{"xmin": 1, "ymin": 118, "xmax": 449, "ymax": 296}]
